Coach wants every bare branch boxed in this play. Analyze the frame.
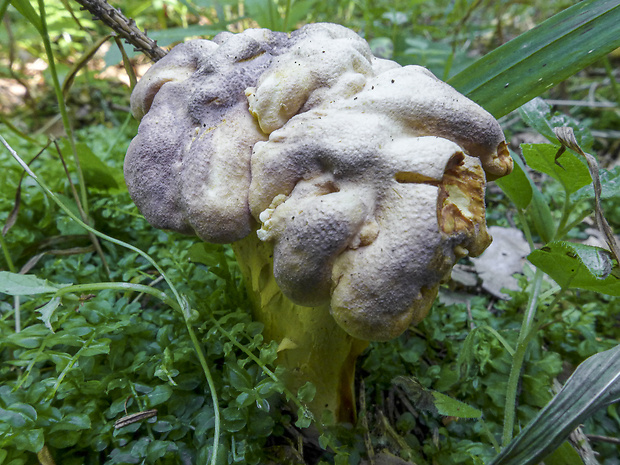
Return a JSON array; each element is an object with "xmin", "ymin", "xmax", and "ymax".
[{"xmin": 73, "ymin": 0, "xmax": 167, "ymax": 62}]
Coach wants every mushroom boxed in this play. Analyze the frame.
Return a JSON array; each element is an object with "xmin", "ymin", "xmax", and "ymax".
[{"xmin": 125, "ymin": 23, "xmax": 512, "ymax": 423}]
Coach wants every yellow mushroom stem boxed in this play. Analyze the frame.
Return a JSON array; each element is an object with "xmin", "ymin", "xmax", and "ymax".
[{"xmin": 232, "ymin": 233, "xmax": 368, "ymax": 424}]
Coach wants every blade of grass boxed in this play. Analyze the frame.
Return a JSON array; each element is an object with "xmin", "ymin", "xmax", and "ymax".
[
  {"xmin": 9, "ymin": 0, "xmax": 42, "ymax": 33},
  {"xmin": 114, "ymin": 36, "xmax": 137, "ymax": 89},
  {"xmin": 491, "ymin": 344, "xmax": 620, "ymax": 465},
  {"xmin": 53, "ymin": 140, "xmax": 111, "ymax": 279},
  {"xmin": 449, "ymin": 0, "xmax": 620, "ymax": 118},
  {"xmin": 1, "ymin": 0, "xmax": 10, "ymax": 23},
  {"xmin": 37, "ymin": 0, "xmax": 88, "ymax": 214}
]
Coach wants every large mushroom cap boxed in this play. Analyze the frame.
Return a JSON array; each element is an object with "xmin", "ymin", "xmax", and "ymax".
[{"xmin": 126, "ymin": 23, "xmax": 511, "ymax": 341}]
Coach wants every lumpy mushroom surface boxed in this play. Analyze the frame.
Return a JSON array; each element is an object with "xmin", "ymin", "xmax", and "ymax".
[{"xmin": 125, "ymin": 23, "xmax": 512, "ymax": 341}]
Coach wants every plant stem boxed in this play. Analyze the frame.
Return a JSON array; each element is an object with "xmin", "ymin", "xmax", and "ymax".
[
  {"xmin": 516, "ymin": 209, "xmax": 536, "ymax": 251},
  {"xmin": 54, "ymin": 140, "xmax": 111, "ymax": 279},
  {"xmin": 556, "ymin": 192, "xmax": 572, "ymax": 240},
  {"xmin": 38, "ymin": 0, "xmax": 112, "ymax": 279},
  {"xmin": 1, "ymin": 233, "xmax": 20, "ymax": 333},
  {"xmin": 37, "ymin": 0, "xmax": 88, "ymax": 214},
  {"xmin": 185, "ymin": 321, "xmax": 221, "ymax": 461},
  {"xmin": 558, "ymin": 208, "xmax": 591, "ymax": 239},
  {"xmin": 72, "ymin": 0, "xmax": 167, "ymax": 62},
  {"xmin": 1, "ymin": 135, "xmax": 183, "ymax": 307},
  {"xmin": 0, "ymin": 233, "xmax": 16, "ymax": 273},
  {"xmin": 502, "ymin": 268, "xmax": 543, "ymax": 447},
  {"xmin": 46, "ymin": 332, "xmax": 96, "ymax": 401},
  {"xmin": 13, "ymin": 296, "xmax": 20, "ymax": 334},
  {"xmin": 54, "ymin": 282, "xmax": 180, "ymax": 311}
]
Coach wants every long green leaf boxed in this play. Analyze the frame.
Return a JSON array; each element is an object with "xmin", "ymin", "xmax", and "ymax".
[
  {"xmin": 490, "ymin": 343, "xmax": 620, "ymax": 465},
  {"xmin": 0, "ymin": 0, "xmax": 11, "ymax": 22},
  {"xmin": 9, "ymin": 0, "xmax": 42, "ymax": 33},
  {"xmin": 62, "ymin": 34, "xmax": 113, "ymax": 98},
  {"xmin": 450, "ymin": 0, "xmax": 620, "ymax": 117},
  {"xmin": 0, "ymin": 271, "xmax": 70, "ymax": 295}
]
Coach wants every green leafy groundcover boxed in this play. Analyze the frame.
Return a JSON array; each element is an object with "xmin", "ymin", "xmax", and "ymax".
[
  {"xmin": 3, "ymin": 0, "xmax": 620, "ymax": 463},
  {"xmin": 0, "ymin": 216, "xmax": 289, "ymax": 464},
  {"xmin": 2, "ymin": 125, "xmax": 620, "ymax": 463}
]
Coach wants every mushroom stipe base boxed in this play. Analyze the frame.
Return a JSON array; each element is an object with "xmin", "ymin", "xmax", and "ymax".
[{"xmin": 232, "ymin": 231, "xmax": 369, "ymax": 424}]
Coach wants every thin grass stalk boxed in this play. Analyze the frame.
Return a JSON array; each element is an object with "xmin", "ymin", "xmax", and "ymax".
[
  {"xmin": 502, "ymin": 268, "xmax": 543, "ymax": 446},
  {"xmin": 0, "ymin": 233, "xmax": 16, "ymax": 273},
  {"xmin": 36, "ymin": 0, "xmax": 113, "ymax": 281},
  {"xmin": 1, "ymin": 224, "xmax": 20, "ymax": 334},
  {"xmin": 54, "ymin": 282, "xmax": 180, "ymax": 311},
  {"xmin": 37, "ymin": 0, "xmax": 88, "ymax": 214},
  {"xmin": 53, "ymin": 140, "xmax": 111, "ymax": 279},
  {"xmin": 0, "ymin": 114, "xmax": 38, "ymax": 144}
]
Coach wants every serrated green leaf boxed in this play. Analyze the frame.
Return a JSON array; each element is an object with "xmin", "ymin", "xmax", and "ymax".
[
  {"xmin": 0, "ymin": 271, "xmax": 69, "ymax": 295},
  {"xmin": 494, "ymin": 151, "xmax": 532, "ymax": 210},
  {"xmin": 450, "ymin": 0, "xmax": 620, "ymax": 117},
  {"xmin": 393, "ymin": 376, "xmax": 438, "ymax": 415},
  {"xmin": 518, "ymin": 98, "xmax": 594, "ymax": 150},
  {"xmin": 431, "ymin": 391, "xmax": 482, "ymax": 419},
  {"xmin": 528, "ymin": 241, "xmax": 620, "ymax": 294},
  {"xmin": 574, "ymin": 165, "xmax": 620, "ymax": 201},
  {"xmin": 490, "ymin": 344, "xmax": 620, "ymax": 465},
  {"xmin": 521, "ymin": 144, "xmax": 591, "ymax": 194},
  {"xmin": 395, "ymin": 375, "xmax": 480, "ymax": 419}
]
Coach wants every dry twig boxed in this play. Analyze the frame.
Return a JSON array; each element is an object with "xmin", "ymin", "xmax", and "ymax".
[{"xmin": 73, "ymin": 0, "xmax": 167, "ymax": 62}]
